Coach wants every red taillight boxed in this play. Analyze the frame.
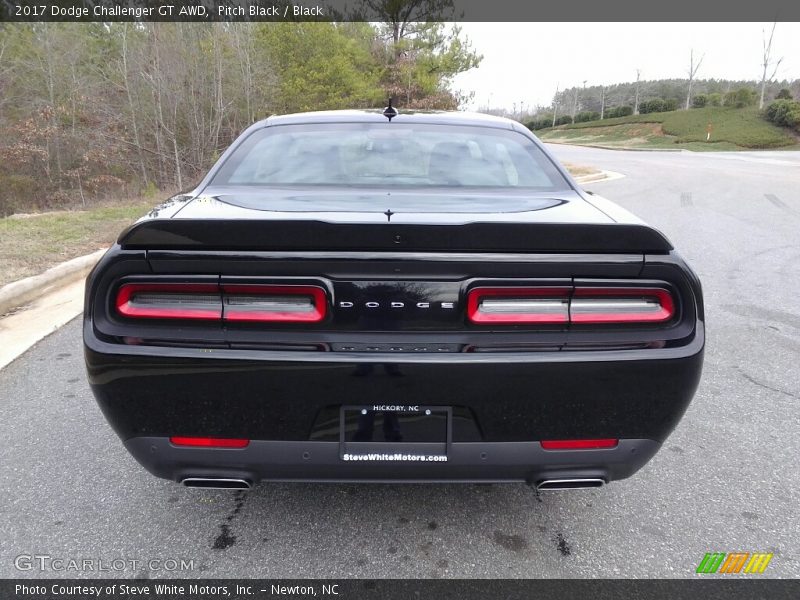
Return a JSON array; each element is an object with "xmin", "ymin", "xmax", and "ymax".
[
  {"xmin": 116, "ymin": 283, "xmax": 222, "ymax": 320},
  {"xmin": 541, "ymin": 439, "xmax": 618, "ymax": 450},
  {"xmin": 467, "ymin": 287, "xmax": 570, "ymax": 324},
  {"xmin": 466, "ymin": 286, "xmax": 675, "ymax": 325},
  {"xmin": 170, "ymin": 436, "xmax": 250, "ymax": 448},
  {"xmin": 221, "ymin": 285, "xmax": 327, "ymax": 323},
  {"xmin": 571, "ymin": 287, "xmax": 674, "ymax": 324},
  {"xmin": 116, "ymin": 282, "xmax": 328, "ymax": 323}
]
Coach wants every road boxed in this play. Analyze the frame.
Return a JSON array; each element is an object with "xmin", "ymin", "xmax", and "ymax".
[{"xmin": 1, "ymin": 146, "xmax": 799, "ymax": 579}]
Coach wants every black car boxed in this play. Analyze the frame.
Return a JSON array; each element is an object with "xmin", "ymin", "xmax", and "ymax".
[{"xmin": 84, "ymin": 109, "xmax": 704, "ymax": 490}]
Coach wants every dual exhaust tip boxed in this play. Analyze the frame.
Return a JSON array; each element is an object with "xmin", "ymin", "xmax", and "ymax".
[
  {"xmin": 181, "ymin": 477, "xmax": 252, "ymax": 490},
  {"xmin": 536, "ymin": 478, "xmax": 605, "ymax": 490}
]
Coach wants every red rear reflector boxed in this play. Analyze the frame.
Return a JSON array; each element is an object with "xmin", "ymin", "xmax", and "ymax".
[
  {"xmin": 571, "ymin": 287, "xmax": 674, "ymax": 324},
  {"xmin": 467, "ymin": 287, "xmax": 570, "ymax": 324},
  {"xmin": 222, "ymin": 285, "xmax": 327, "ymax": 323},
  {"xmin": 541, "ymin": 439, "xmax": 619, "ymax": 450},
  {"xmin": 116, "ymin": 283, "xmax": 222, "ymax": 320},
  {"xmin": 169, "ymin": 437, "xmax": 250, "ymax": 448}
]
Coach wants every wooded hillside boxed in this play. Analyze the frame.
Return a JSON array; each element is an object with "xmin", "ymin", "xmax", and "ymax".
[{"xmin": 0, "ymin": 20, "xmax": 480, "ymax": 215}]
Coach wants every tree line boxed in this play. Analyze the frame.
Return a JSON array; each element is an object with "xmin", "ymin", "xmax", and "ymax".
[
  {"xmin": 0, "ymin": 18, "xmax": 480, "ymax": 216},
  {"xmin": 522, "ymin": 78, "xmax": 800, "ymax": 131}
]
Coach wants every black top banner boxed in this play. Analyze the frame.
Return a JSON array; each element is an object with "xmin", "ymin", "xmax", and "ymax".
[{"xmin": 2, "ymin": 0, "xmax": 800, "ymax": 22}]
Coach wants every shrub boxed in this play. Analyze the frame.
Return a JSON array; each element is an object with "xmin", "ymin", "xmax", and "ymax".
[
  {"xmin": 775, "ymin": 88, "xmax": 793, "ymax": 100},
  {"xmin": 766, "ymin": 99, "xmax": 800, "ymax": 130},
  {"xmin": 605, "ymin": 105, "xmax": 633, "ymax": 119},
  {"xmin": 663, "ymin": 98, "xmax": 679, "ymax": 112},
  {"xmin": 786, "ymin": 108, "xmax": 800, "ymax": 128},
  {"xmin": 0, "ymin": 174, "xmax": 42, "ymax": 217},
  {"xmin": 528, "ymin": 115, "xmax": 575, "ymax": 129},
  {"xmin": 639, "ymin": 98, "xmax": 665, "ymax": 114},
  {"xmin": 735, "ymin": 88, "xmax": 757, "ymax": 108},
  {"xmin": 723, "ymin": 91, "xmax": 737, "ymax": 107},
  {"xmin": 692, "ymin": 94, "xmax": 708, "ymax": 108},
  {"xmin": 725, "ymin": 88, "xmax": 756, "ymax": 108},
  {"xmin": 574, "ymin": 111, "xmax": 600, "ymax": 123},
  {"xmin": 707, "ymin": 93, "xmax": 722, "ymax": 107},
  {"xmin": 525, "ymin": 117, "xmax": 555, "ymax": 131},
  {"xmin": 765, "ymin": 99, "xmax": 787, "ymax": 122}
]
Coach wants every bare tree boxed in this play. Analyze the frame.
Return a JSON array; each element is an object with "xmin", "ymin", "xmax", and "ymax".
[
  {"xmin": 571, "ymin": 82, "xmax": 585, "ymax": 120},
  {"xmin": 600, "ymin": 86, "xmax": 606, "ymax": 120},
  {"xmin": 230, "ymin": 23, "xmax": 259, "ymax": 126},
  {"xmin": 759, "ymin": 22, "xmax": 783, "ymax": 109},
  {"xmin": 633, "ymin": 69, "xmax": 641, "ymax": 115},
  {"xmin": 571, "ymin": 90, "xmax": 577, "ymax": 120},
  {"xmin": 685, "ymin": 49, "xmax": 704, "ymax": 110},
  {"xmin": 119, "ymin": 23, "xmax": 149, "ymax": 185},
  {"xmin": 0, "ymin": 25, "xmax": 15, "ymax": 113},
  {"xmin": 551, "ymin": 83, "xmax": 559, "ymax": 127}
]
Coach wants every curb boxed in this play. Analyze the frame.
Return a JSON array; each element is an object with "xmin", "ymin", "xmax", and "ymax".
[
  {"xmin": 545, "ymin": 141, "xmax": 686, "ymax": 152},
  {"xmin": 0, "ymin": 249, "xmax": 106, "ymax": 316},
  {"xmin": 574, "ymin": 169, "xmax": 625, "ymax": 184},
  {"xmin": 574, "ymin": 172, "xmax": 606, "ymax": 183}
]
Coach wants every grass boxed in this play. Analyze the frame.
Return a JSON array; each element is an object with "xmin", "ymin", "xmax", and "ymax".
[
  {"xmin": 538, "ymin": 107, "xmax": 799, "ymax": 150},
  {"xmin": 562, "ymin": 163, "xmax": 600, "ymax": 177},
  {"xmin": 0, "ymin": 199, "xmax": 153, "ymax": 287}
]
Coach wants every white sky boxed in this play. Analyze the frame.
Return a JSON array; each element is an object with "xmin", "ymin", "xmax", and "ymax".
[{"xmin": 452, "ymin": 22, "xmax": 800, "ymax": 111}]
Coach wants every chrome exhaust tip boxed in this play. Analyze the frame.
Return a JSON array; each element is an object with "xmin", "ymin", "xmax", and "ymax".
[
  {"xmin": 536, "ymin": 478, "xmax": 605, "ymax": 491},
  {"xmin": 181, "ymin": 477, "xmax": 252, "ymax": 490}
]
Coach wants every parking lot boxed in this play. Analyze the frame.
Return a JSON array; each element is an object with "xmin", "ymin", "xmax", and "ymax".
[{"xmin": 1, "ymin": 145, "xmax": 798, "ymax": 578}]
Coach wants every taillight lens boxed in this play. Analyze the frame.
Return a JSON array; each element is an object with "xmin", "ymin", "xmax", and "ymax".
[
  {"xmin": 467, "ymin": 287, "xmax": 570, "ymax": 324},
  {"xmin": 541, "ymin": 439, "xmax": 618, "ymax": 450},
  {"xmin": 116, "ymin": 283, "xmax": 222, "ymax": 320},
  {"xmin": 467, "ymin": 285, "xmax": 675, "ymax": 325},
  {"xmin": 115, "ymin": 282, "xmax": 329, "ymax": 323},
  {"xmin": 571, "ymin": 287, "xmax": 674, "ymax": 324},
  {"xmin": 222, "ymin": 285, "xmax": 327, "ymax": 323},
  {"xmin": 170, "ymin": 436, "xmax": 250, "ymax": 448}
]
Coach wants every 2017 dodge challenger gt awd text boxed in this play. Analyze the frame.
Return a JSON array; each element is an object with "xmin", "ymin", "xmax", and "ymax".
[{"xmin": 83, "ymin": 108, "xmax": 704, "ymax": 490}]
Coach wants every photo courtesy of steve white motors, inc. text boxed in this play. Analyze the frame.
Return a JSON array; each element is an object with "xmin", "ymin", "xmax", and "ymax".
[{"xmin": 14, "ymin": 583, "xmax": 340, "ymax": 597}]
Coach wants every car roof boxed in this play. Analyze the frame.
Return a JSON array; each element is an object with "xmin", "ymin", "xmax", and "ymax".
[{"xmin": 262, "ymin": 109, "xmax": 519, "ymax": 130}]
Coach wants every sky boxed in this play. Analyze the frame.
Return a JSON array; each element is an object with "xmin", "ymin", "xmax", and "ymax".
[{"xmin": 452, "ymin": 22, "xmax": 800, "ymax": 112}]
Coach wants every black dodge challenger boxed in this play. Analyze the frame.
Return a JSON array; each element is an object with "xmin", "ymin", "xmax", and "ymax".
[{"xmin": 84, "ymin": 109, "xmax": 704, "ymax": 490}]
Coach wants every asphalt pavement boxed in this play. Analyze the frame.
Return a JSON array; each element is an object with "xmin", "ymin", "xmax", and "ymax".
[{"xmin": 1, "ymin": 145, "xmax": 799, "ymax": 579}]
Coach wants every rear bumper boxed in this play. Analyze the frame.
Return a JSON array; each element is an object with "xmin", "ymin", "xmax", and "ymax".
[
  {"xmin": 86, "ymin": 320, "xmax": 703, "ymax": 484},
  {"xmin": 125, "ymin": 437, "xmax": 661, "ymax": 485}
]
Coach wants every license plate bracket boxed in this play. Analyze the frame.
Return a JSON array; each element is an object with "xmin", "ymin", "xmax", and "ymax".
[{"xmin": 339, "ymin": 405, "xmax": 451, "ymax": 462}]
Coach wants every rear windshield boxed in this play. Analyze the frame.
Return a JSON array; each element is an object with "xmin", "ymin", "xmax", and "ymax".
[{"xmin": 211, "ymin": 122, "xmax": 570, "ymax": 191}]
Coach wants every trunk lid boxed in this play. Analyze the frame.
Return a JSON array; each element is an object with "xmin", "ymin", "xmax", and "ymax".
[{"xmin": 119, "ymin": 190, "xmax": 672, "ymax": 253}]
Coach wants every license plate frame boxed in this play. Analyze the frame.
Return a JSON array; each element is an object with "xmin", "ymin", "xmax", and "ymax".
[{"xmin": 339, "ymin": 405, "xmax": 452, "ymax": 462}]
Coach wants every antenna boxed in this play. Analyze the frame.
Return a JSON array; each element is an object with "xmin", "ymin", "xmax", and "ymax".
[{"xmin": 383, "ymin": 98, "xmax": 398, "ymax": 121}]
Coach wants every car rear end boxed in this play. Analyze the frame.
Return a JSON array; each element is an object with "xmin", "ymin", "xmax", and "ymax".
[{"xmin": 83, "ymin": 112, "xmax": 704, "ymax": 489}]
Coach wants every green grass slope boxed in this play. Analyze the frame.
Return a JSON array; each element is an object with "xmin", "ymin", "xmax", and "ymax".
[{"xmin": 538, "ymin": 107, "xmax": 797, "ymax": 150}]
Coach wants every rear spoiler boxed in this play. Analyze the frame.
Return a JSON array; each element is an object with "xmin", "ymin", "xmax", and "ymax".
[{"xmin": 118, "ymin": 220, "xmax": 673, "ymax": 253}]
